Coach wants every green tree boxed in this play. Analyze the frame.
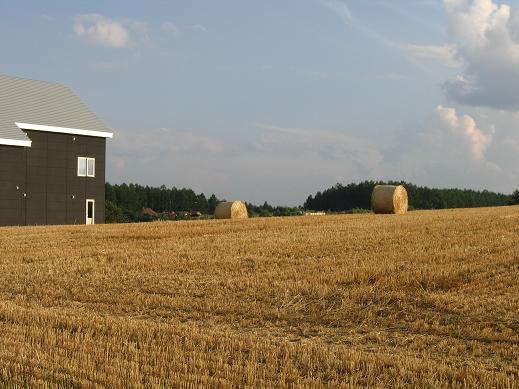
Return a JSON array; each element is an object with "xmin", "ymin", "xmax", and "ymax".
[
  {"xmin": 105, "ymin": 200, "xmax": 129, "ymax": 223},
  {"xmin": 510, "ymin": 190, "xmax": 519, "ymax": 205},
  {"xmin": 207, "ymin": 194, "xmax": 219, "ymax": 214},
  {"xmin": 105, "ymin": 183, "xmax": 116, "ymax": 203}
]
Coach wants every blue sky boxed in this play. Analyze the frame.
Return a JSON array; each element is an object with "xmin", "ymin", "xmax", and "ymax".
[{"xmin": 2, "ymin": 0, "xmax": 519, "ymax": 205}]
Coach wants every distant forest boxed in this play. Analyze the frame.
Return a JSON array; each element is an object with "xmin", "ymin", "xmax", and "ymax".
[
  {"xmin": 105, "ymin": 181, "xmax": 518, "ymax": 223},
  {"xmin": 304, "ymin": 181, "xmax": 513, "ymax": 212},
  {"xmin": 105, "ymin": 183, "xmax": 301, "ymax": 223}
]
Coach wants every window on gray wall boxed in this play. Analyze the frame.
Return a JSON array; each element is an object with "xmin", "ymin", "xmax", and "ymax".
[
  {"xmin": 87, "ymin": 158, "xmax": 95, "ymax": 177},
  {"xmin": 78, "ymin": 157, "xmax": 95, "ymax": 177},
  {"xmin": 78, "ymin": 157, "xmax": 86, "ymax": 176}
]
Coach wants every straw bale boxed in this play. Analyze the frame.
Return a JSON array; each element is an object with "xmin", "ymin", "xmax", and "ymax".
[
  {"xmin": 214, "ymin": 201, "xmax": 248, "ymax": 219},
  {"xmin": 371, "ymin": 185, "xmax": 408, "ymax": 214}
]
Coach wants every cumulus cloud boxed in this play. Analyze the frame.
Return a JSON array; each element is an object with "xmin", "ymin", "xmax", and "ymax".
[
  {"xmin": 435, "ymin": 105, "xmax": 493, "ymax": 160},
  {"xmin": 441, "ymin": 0, "xmax": 519, "ymax": 108},
  {"xmin": 378, "ymin": 105, "xmax": 504, "ymax": 190},
  {"xmin": 407, "ymin": 105, "xmax": 494, "ymax": 162},
  {"xmin": 74, "ymin": 14, "xmax": 146, "ymax": 48}
]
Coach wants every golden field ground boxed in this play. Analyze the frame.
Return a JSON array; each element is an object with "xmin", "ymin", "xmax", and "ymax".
[{"xmin": 0, "ymin": 207, "xmax": 518, "ymax": 388}]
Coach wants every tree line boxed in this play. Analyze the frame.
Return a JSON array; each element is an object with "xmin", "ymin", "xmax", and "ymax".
[
  {"xmin": 304, "ymin": 181, "xmax": 513, "ymax": 212},
  {"xmin": 105, "ymin": 183, "xmax": 219, "ymax": 223},
  {"xmin": 105, "ymin": 183, "xmax": 301, "ymax": 223},
  {"xmin": 105, "ymin": 181, "xmax": 518, "ymax": 223}
]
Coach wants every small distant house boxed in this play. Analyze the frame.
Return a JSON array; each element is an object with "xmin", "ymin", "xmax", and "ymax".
[{"xmin": 0, "ymin": 75, "xmax": 113, "ymax": 226}]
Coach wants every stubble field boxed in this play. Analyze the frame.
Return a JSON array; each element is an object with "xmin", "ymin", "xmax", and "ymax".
[{"xmin": 0, "ymin": 206, "xmax": 518, "ymax": 388}]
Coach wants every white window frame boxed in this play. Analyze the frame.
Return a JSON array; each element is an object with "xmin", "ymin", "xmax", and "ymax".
[
  {"xmin": 77, "ymin": 157, "xmax": 96, "ymax": 177},
  {"xmin": 87, "ymin": 158, "xmax": 95, "ymax": 177},
  {"xmin": 86, "ymin": 199, "xmax": 95, "ymax": 225},
  {"xmin": 77, "ymin": 157, "xmax": 87, "ymax": 177}
]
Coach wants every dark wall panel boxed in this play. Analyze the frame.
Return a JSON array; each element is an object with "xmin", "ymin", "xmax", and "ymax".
[
  {"xmin": 0, "ymin": 182, "xmax": 20, "ymax": 199},
  {"xmin": 82, "ymin": 135, "xmax": 105, "ymax": 224},
  {"xmin": 25, "ymin": 132, "xmax": 47, "ymax": 225},
  {"xmin": 30, "ymin": 130, "xmax": 106, "ymax": 225},
  {"xmin": 0, "ymin": 208, "xmax": 22, "ymax": 226},
  {"xmin": 25, "ymin": 193, "xmax": 46, "ymax": 225},
  {"xmin": 47, "ymin": 201, "xmax": 67, "ymax": 225},
  {"xmin": 0, "ymin": 131, "xmax": 107, "ymax": 226},
  {"xmin": 0, "ymin": 145, "xmax": 25, "ymax": 226}
]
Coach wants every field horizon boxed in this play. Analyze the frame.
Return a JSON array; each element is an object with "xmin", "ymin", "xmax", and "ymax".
[{"xmin": 0, "ymin": 206, "xmax": 518, "ymax": 387}]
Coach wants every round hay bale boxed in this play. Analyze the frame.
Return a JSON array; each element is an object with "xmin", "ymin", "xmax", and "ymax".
[
  {"xmin": 371, "ymin": 185, "xmax": 408, "ymax": 214},
  {"xmin": 214, "ymin": 201, "xmax": 248, "ymax": 219}
]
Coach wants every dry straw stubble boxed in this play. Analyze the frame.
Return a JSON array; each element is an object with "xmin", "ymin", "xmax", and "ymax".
[{"xmin": 0, "ymin": 206, "xmax": 518, "ymax": 387}]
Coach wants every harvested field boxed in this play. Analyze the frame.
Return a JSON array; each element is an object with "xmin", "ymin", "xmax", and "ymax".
[{"xmin": 0, "ymin": 207, "xmax": 518, "ymax": 388}]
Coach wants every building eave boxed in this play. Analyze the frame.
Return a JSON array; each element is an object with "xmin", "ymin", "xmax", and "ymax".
[
  {"xmin": 0, "ymin": 137, "xmax": 32, "ymax": 147},
  {"xmin": 16, "ymin": 122, "xmax": 114, "ymax": 139}
]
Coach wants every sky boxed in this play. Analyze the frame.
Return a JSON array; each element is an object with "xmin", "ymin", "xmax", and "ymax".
[{"xmin": 2, "ymin": 0, "xmax": 519, "ymax": 205}]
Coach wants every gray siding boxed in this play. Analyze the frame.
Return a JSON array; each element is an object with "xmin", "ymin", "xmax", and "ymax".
[{"xmin": 0, "ymin": 74, "xmax": 110, "ymax": 143}]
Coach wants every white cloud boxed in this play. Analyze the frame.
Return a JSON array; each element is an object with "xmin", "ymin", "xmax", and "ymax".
[
  {"xmin": 74, "ymin": 14, "xmax": 146, "ymax": 48},
  {"xmin": 376, "ymin": 0, "xmax": 519, "ymax": 108},
  {"xmin": 412, "ymin": 105, "xmax": 494, "ymax": 162},
  {"xmin": 378, "ymin": 105, "xmax": 504, "ymax": 191},
  {"xmin": 435, "ymin": 105, "xmax": 493, "ymax": 160},
  {"xmin": 441, "ymin": 0, "xmax": 519, "ymax": 108}
]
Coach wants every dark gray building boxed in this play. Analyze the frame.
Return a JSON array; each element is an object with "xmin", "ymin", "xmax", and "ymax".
[{"xmin": 0, "ymin": 75, "xmax": 113, "ymax": 226}]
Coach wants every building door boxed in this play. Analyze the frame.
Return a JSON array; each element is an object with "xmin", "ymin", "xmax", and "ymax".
[{"xmin": 86, "ymin": 199, "xmax": 95, "ymax": 225}]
